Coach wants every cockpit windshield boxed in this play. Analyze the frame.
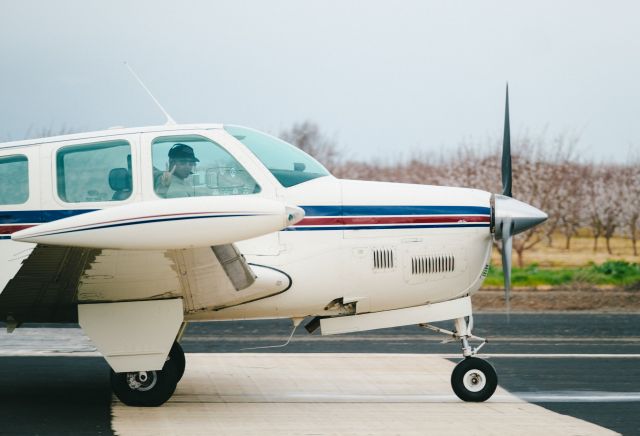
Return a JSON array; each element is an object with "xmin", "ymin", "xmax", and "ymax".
[{"xmin": 224, "ymin": 125, "xmax": 330, "ymax": 188}]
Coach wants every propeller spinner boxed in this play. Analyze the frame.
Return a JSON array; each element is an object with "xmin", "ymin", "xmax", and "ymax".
[{"xmin": 492, "ymin": 85, "xmax": 548, "ymax": 316}]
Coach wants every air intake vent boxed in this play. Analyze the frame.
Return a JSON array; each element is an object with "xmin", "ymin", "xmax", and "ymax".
[
  {"xmin": 411, "ymin": 254, "xmax": 455, "ymax": 275},
  {"xmin": 481, "ymin": 264, "xmax": 490, "ymax": 277},
  {"xmin": 373, "ymin": 249, "xmax": 394, "ymax": 270}
]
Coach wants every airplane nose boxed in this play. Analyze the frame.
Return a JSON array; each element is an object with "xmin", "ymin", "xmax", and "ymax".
[
  {"xmin": 493, "ymin": 194, "xmax": 547, "ymax": 237},
  {"xmin": 285, "ymin": 205, "xmax": 306, "ymax": 226}
]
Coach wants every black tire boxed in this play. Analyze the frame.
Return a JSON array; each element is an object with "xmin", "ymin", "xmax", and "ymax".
[
  {"xmin": 170, "ymin": 341, "xmax": 186, "ymax": 382},
  {"xmin": 451, "ymin": 357, "xmax": 498, "ymax": 402},
  {"xmin": 110, "ymin": 357, "xmax": 178, "ymax": 407}
]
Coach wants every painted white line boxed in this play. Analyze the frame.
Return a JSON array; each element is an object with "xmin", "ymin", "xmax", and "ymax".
[
  {"xmin": 166, "ymin": 392, "xmax": 640, "ymax": 404},
  {"xmin": 182, "ymin": 335, "xmax": 640, "ymax": 342},
  {"xmin": 513, "ymin": 392, "xmax": 640, "ymax": 402},
  {"xmin": 482, "ymin": 353, "xmax": 640, "ymax": 358}
]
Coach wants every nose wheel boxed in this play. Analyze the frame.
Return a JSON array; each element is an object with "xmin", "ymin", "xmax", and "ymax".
[{"xmin": 451, "ymin": 357, "xmax": 498, "ymax": 402}]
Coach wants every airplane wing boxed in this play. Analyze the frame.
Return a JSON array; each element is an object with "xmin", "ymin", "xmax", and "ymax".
[
  {"xmin": 0, "ymin": 244, "xmax": 92, "ymax": 323},
  {"xmin": 1, "ymin": 196, "xmax": 303, "ymax": 325},
  {"xmin": 0, "ymin": 243, "xmax": 289, "ymax": 324}
]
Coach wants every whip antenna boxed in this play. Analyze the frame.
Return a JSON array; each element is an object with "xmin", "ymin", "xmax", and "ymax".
[{"xmin": 124, "ymin": 61, "xmax": 176, "ymax": 125}]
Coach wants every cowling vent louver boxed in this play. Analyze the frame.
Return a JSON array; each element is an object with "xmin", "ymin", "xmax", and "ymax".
[
  {"xmin": 373, "ymin": 249, "xmax": 394, "ymax": 269},
  {"xmin": 411, "ymin": 254, "xmax": 455, "ymax": 275}
]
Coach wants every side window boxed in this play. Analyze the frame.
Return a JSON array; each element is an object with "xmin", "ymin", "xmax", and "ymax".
[
  {"xmin": 151, "ymin": 135, "xmax": 260, "ymax": 198},
  {"xmin": 0, "ymin": 155, "xmax": 29, "ymax": 205},
  {"xmin": 56, "ymin": 140, "xmax": 132, "ymax": 203}
]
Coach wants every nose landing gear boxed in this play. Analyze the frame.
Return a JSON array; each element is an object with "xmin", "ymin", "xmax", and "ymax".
[
  {"xmin": 110, "ymin": 341, "xmax": 186, "ymax": 407},
  {"xmin": 420, "ymin": 315, "xmax": 498, "ymax": 402}
]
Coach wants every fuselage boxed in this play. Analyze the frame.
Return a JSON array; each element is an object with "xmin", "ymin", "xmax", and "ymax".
[{"xmin": 0, "ymin": 123, "xmax": 494, "ymax": 322}]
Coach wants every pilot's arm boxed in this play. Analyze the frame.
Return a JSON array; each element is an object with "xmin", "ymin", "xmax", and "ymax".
[{"xmin": 154, "ymin": 164, "xmax": 176, "ymax": 198}]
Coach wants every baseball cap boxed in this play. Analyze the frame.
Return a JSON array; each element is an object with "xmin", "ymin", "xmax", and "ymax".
[{"xmin": 169, "ymin": 143, "xmax": 200, "ymax": 162}]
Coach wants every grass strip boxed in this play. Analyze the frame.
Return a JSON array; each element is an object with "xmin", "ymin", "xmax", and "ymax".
[{"xmin": 484, "ymin": 260, "xmax": 640, "ymax": 287}]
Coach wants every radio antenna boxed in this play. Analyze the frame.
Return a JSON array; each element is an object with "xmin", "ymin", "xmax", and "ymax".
[{"xmin": 124, "ymin": 61, "xmax": 176, "ymax": 125}]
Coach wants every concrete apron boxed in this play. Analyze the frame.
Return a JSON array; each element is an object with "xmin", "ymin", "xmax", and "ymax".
[{"xmin": 111, "ymin": 353, "xmax": 616, "ymax": 436}]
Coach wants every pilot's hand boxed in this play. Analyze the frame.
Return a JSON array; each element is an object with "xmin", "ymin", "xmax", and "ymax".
[{"xmin": 159, "ymin": 164, "xmax": 176, "ymax": 187}]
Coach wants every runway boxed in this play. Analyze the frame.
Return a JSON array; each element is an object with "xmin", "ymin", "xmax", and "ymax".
[{"xmin": 1, "ymin": 313, "xmax": 638, "ymax": 435}]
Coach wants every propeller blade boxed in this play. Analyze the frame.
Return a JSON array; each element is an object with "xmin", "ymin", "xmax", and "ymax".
[
  {"xmin": 502, "ymin": 84, "xmax": 512, "ymax": 198},
  {"xmin": 500, "ymin": 216, "xmax": 513, "ymax": 319}
]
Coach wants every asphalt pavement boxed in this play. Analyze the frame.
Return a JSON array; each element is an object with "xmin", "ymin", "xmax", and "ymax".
[{"xmin": 0, "ymin": 313, "xmax": 638, "ymax": 435}]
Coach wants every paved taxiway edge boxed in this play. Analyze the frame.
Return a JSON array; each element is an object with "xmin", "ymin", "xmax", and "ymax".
[{"xmin": 111, "ymin": 354, "xmax": 617, "ymax": 436}]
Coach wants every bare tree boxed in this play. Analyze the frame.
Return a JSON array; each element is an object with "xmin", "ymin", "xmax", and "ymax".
[
  {"xmin": 586, "ymin": 165, "xmax": 605, "ymax": 252},
  {"xmin": 25, "ymin": 125, "xmax": 77, "ymax": 139},
  {"xmin": 621, "ymin": 163, "xmax": 640, "ymax": 255},
  {"xmin": 586, "ymin": 165, "xmax": 624, "ymax": 254},
  {"xmin": 556, "ymin": 163, "xmax": 588, "ymax": 249},
  {"xmin": 440, "ymin": 145, "xmax": 501, "ymax": 192},
  {"xmin": 280, "ymin": 121, "xmax": 341, "ymax": 171},
  {"xmin": 540, "ymin": 133, "xmax": 582, "ymax": 247},
  {"xmin": 602, "ymin": 170, "xmax": 623, "ymax": 255},
  {"xmin": 1, "ymin": 125, "xmax": 78, "ymax": 143}
]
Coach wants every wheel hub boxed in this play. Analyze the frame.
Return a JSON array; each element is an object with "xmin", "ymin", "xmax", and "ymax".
[
  {"xmin": 126, "ymin": 371, "xmax": 158, "ymax": 391},
  {"xmin": 462, "ymin": 369, "xmax": 486, "ymax": 392}
]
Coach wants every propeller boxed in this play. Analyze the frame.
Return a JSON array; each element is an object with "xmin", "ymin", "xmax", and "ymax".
[
  {"xmin": 500, "ymin": 84, "xmax": 513, "ymax": 318},
  {"xmin": 493, "ymin": 84, "xmax": 547, "ymax": 318},
  {"xmin": 502, "ymin": 84, "xmax": 512, "ymax": 198},
  {"xmin": 500, "ymin": 216, "xmax": 513, "ymax": 317}
]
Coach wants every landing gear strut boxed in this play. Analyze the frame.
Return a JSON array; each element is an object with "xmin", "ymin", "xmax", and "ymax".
[
  {"xmin": 110, "ymin": 341, "xmax": 185, "ymax": 407},
  {"xmin": 420, "ymin": 315, "xmax": 498, "ymax": 402}
]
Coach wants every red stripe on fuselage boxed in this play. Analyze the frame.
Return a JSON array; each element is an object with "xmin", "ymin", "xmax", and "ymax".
[
  {"xmin": 295, "ymin": 215, "xmax": 490, "ymax": 226},
  {"xmin": 0, "ymin": 225, "xmax": 36, "ymax": 234}
]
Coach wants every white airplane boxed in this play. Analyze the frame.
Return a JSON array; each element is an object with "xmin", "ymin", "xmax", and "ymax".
[{"xmin": 0, "ymin": 88, "xmax": 546, "ymax": 406}]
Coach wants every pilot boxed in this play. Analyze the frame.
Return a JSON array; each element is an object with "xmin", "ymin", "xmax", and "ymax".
[{"xmin": 154, "ymin": 143, "xmax": 200, "ymax": 198}]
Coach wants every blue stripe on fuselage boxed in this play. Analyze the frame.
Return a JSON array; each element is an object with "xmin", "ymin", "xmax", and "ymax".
[
  {"xmin": 284, "ymin": 223, "xmax": 489, "ymax": 231},
  {"xmin": 301, "ymin": 205, "xmax": 490, "ymax": 217}
]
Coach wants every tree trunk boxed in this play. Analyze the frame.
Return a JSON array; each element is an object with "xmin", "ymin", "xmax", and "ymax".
[
  {"xmin": 605, "ymin": 236, "xmax": 613, "ymax": 255},
  {"xmin": 631, "ymin": 220, "xmax": 638, "ymax": 257},
  {"xmin": 593, "ymin": 235, "xmax": 599, "ymax": 252},
  {"xmin": 516, "ymin": 248, "xmax": 524, "ymax": 268},
  {"xmin": 565, "ymin": 234, "xmax": 572, "ymax": 250}
]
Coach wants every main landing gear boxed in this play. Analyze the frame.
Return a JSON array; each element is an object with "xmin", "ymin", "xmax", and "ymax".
[
  {"xmin": 110, "ymin": 341, "xmax": 185, "ymax": 407},
  {"xmin": 420, "ymin": 316, "xmax": 498, "ymax": 402}
]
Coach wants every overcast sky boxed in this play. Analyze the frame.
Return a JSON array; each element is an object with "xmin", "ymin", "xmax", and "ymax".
[{"xmin": 1, "ymin": 1, "xmax": 638, "ymax": 162}]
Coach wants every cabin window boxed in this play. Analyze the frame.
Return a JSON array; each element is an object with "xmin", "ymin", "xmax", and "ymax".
[
  {"xmin": 56, "ymin": 140, "xmax": 132, "ymax": 203},
  {"xmin": 151, "ymin": 135, "xmax": 260, "ymax": 198},
  {"xmin": 0, "ymin": 155, "xmax": 29, "ymax": 205},
  {"xmin": 224, "ymin": 125, "xmax": 330, "ymax": 187}
]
